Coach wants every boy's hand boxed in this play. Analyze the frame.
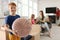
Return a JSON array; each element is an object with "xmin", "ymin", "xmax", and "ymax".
[
  {"xmin": 1, "ymin": 26, "xmax": 7, "ymax": 31},
  {"xmin": 13, "ymin": 30, "xmax": 19, "ymax": 36},
  {"xmin": 13, "ymin": 31, "xmax": 17, "ymax": 35}
]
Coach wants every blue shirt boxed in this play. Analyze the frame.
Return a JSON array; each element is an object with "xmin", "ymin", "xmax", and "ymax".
[{"xmin": 5, "ymin": 15, "xmax": 20, "ymax": 34}]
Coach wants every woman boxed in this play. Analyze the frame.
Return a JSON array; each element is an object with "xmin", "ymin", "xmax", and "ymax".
[{"xmin": 36, "ymin": 10, "xmax": 51, "ymax": 37}]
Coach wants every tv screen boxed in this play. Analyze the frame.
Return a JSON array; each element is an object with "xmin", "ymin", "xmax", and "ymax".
[{"xmin": 46, "ymin": 7, "xmax": 56, "ymax": 13}]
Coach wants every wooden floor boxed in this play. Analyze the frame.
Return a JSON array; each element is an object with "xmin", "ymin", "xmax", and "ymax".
[
  {"xmin": 0, "ymin": 24, "xmax": 60, "ymax": 40},
  {"xmin": 40, "ymin": 24, "xmax": 60, "ymax": 40}
]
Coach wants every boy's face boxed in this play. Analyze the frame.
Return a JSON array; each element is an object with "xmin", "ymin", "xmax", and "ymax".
[{"xmin": 9, "ymin": 5, "xmax": 16, "ymax": 14}]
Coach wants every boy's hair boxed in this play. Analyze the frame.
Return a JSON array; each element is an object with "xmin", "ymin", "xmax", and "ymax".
[{"xmin": 9, "ymin": 2, "xmax": 16, "ymax": 6}]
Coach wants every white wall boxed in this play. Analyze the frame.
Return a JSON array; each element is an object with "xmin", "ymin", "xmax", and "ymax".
[{"xmin": 38, "ymin": 0, "xmax": 60, "ymax": 16}]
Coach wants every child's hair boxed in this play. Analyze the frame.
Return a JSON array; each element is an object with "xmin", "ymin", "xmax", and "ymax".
[
  {"xmin": 9, "ymin": 2, "xmax": 16, "ymax": 6},
  {"xmin": 31, "ymin": 14, "xmax": 35, "ymax": 19}
]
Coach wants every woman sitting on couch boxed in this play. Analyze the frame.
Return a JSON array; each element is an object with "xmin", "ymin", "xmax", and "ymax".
[{"xmin": 36, "ymin": 10, "xmax": 51, "ymax": 37}]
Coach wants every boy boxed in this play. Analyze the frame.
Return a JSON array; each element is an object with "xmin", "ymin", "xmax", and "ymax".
[
  {"xmin": 4, "ymin": 2, "xmax": 20, "ymax": 40},
  {"xmin": 4, "ymin": 2, "xmax": 32, "ymax": 40}
]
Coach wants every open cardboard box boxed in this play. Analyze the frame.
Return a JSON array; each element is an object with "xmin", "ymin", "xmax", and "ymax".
[
  {"xmin": 30, "ymin": 24, "xmax": 41, "ymax": 40},
  {"xmin": 0, "ymin": 24, "xmax": 41, "ymax": 40}
]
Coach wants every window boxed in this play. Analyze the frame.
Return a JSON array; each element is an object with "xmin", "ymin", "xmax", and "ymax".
[
  {"xmin": 17, "ymin": 3, "xmax": 22, "ymax": 16},
  {"xmin": 0, "ymin": 1, "xmax": 1, "ymax": 13},
  {"xmin": 21, "ymin": 0, "xmax": 28, "ymax": 5},
  {"xmin": 17, "ymin": 0, "xmax": 38, "ymax": 18},
  {"xmin": 17, "ymin": 9, "xmax": 22, "ymax": 16},
  {"xmin": 0, "ymin": 0, "xmax": 9, "ymax": 16},
  {"xmin": 33, "ymin": 10, "xmax": 37, "ymax": 18},
  {"xmin": 0, "ymin": 0, "xmax": 38, "ymax": 18},
  {"xmin": 22, "ymin": 5, "xmax": 28, "ymax": 16},
  {"xmin": 29, "ymin": 8, "xmax": 33, "ymax": 18},
  {"xmin": 29, "ymin": 0, "xmax": 33, "ymax": 7},
  {"xmin": 33, "ymin": 2, "xmax": 37, "ymax": 10},
  {"xmin": 17, "ymin": 3, "xmax": 22, "ymax": 9}
]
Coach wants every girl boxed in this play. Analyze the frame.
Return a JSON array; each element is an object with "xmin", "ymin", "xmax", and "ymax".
[{"xmin": 31, "ymin": 14, "xmax": 36, "ymax": 24}]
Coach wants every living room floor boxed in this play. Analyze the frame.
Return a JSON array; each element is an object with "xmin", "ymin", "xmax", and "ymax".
[{"xmin": 40, "ymin": 24, "xmax": 60, "ymax": 40}]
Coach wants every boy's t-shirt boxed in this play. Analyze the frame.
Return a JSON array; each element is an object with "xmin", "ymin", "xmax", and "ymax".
[{"xmin": 5, "ymin": 15, "xmax": 20, "ymax": 34}]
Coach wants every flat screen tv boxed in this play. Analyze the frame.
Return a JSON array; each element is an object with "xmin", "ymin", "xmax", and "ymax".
[{"xmin": 46, "ymin": 7, "xmax": 56, "ymax": 13}]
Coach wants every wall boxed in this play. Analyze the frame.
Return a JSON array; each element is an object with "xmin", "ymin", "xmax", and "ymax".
[{"xmin": 38, "ymin": 0, "xmax": 60, "ymax": 16}]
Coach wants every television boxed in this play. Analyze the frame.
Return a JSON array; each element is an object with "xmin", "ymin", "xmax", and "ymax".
[{"xmin": 46, "ymin": 7, "xmax": 56, "ymax": 13}]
